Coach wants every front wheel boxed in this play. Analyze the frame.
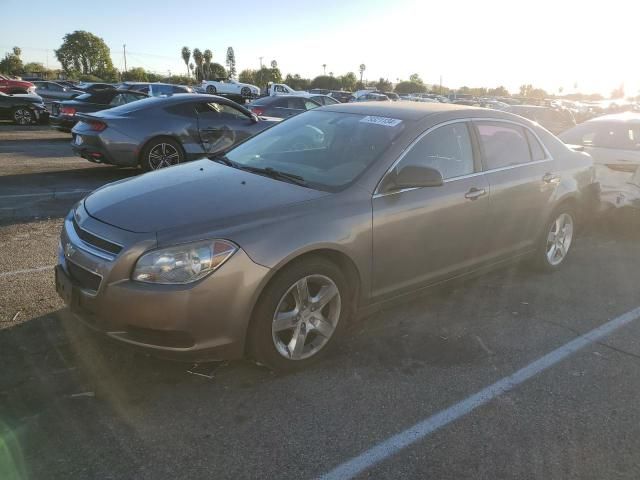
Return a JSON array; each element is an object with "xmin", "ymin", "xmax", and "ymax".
[
  {"xmin": 140, "ymin": 138, "xmax": 184, "ymax": 171},
  {"xmin": 206, "ymin": 85, "xmax": 217, "ymax": 94},
  {"xmin": 240, "ymin": 87, "xmax": 251, "ymax": 97},
  {"xmin": 13, "ymin": 107, "xmax": 34, "ymax": 125},
  {"xmin": 532, "ymin": 208, "xmax": 575, "ymax": 271},
  {"xmin": 248, "ymin": 257, "xmax": 349, "ymax": 371}
]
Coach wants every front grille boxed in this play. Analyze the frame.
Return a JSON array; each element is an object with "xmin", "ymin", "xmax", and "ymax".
[
  {"xmin": 67, "ymin": 261, "xmax": 101, "ymax": 292},
  {"xmin": 72, "ymin": 218, "xmax": 122, "ymax": 255}
]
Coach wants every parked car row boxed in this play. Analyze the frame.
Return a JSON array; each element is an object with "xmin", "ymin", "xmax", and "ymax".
[{"xmin": 56, "ymin": 101, "xmax": 597, "ymax": 371}]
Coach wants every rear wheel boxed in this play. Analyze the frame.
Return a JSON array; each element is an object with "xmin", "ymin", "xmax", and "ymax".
[
  {"xmin": 140, "ymin": 138, "xmax": 184, "ymax": 171},
  {"xmin": 13, "ymin": 107, "xmax": 34, "ymax": 125},
  {"xmin": 532, "ymin": 207, "xmax": 575, "ymax": 271},
  {"xmin": 240, "ymin": 86, "xmax": 251, "ymax": 97},
  {"xmin": 248, "ymin": 257, "xmax": 349, "ymax": 371},
  {"xmin": 206, "ymin": 85, "xmax": 217, "ymax": 94}
]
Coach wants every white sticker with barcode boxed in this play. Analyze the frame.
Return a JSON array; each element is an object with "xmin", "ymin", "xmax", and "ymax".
[{"xmin": 359, "ymin": 116, "xmax": 402, "ymax": 127}]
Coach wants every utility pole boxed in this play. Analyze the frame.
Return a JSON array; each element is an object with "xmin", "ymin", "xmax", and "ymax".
[
  {"xmin": 439, "ymin": 75, "xmax": 442, "ymax": 95},
  {"xmin": 123, "ymin": 44, "xmax": 127, "ymax": 74},
  {"xmin": 259, "ymin": 57, "xmax": 263, "ymax": 68}
]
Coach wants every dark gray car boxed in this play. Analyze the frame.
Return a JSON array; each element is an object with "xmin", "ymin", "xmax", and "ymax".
[
  {"xmin": 248, "ymin": 95, "xmax": 320, "ymax": 118},
  {"xmin": 70, "ymin": 94, "xmax": 280, "ymax": 171},
  {"xmin": 56, "ymin": 103, "xmax": 595, "ymax": 371}
]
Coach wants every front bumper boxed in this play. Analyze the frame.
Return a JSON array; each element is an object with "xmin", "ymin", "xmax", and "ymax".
[
  {"xmin": 55, "ymin": 206, "xmax": 271, "ymax": 361},
  {"xmin": 50, "ymin": 115, "xmax": 76, "ymax": 132}
]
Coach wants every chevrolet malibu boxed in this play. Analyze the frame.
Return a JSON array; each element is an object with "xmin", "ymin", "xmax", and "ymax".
[{"xmin": 56, "ymin": 103, "xmax": 594, "ymax": 370}]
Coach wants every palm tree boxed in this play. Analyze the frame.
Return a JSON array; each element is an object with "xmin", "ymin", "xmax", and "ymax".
[
  {"xmin": 203, "ymin": 49, "xmax": 213, "ymax": 80},
  {"xmin": 192, "ymin": 48, "xmax": 204, "ymax": 81},
  {"xmin": 181, "ymin": 47, "xmax": 191, "ymax": 78},
  {"xmin": 322, "ymin": 64, "xmax": 327, "ymax": 75},
  {"xmin": 359, "ymin": 64, "xmax": 366, "ymax": 85},
  {"xmin": 189, "ymin": 62, "xmax": 195, "ymax": 79}
]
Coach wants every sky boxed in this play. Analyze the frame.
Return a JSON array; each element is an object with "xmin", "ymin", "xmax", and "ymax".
[{"xmin": 1, "ymin": 0, "xmax": 639, "ymax": 96}]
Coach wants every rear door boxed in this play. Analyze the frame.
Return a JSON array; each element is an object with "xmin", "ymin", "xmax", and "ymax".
[
  {"xmin": 195, "ymin": 100, "xmax": 256, "ymax": 155},
  {"xmin": 473, "ymin": 120, "xmax": 558, "ymax": 258},
  {"xmin": 372, "ymin": 121, "xmax": 491, "ymax": 299}
]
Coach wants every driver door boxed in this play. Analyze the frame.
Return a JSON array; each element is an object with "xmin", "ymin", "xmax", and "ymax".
[
  {"xmin": 372, "ymin": 121, "xmax": 491, "ymax": 299},
  {"xmin": 196, "ymin": 101, "xmax": 256, "ymax": 155}
]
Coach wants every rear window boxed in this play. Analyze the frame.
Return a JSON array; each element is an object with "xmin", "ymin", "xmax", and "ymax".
[{"xmin": 74, "ymin": 92, "xmax": 113, "ymax": 104}]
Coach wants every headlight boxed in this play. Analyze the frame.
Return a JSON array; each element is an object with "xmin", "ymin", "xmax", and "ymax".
[{"xmin": 132, "ymin": 240, "xmax": 237, "ymax": 284}]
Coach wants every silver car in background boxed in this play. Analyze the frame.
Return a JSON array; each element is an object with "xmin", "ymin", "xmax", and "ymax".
[
  {"xmin": 560, "ymin": 112, "xmax": 640, "ymax": 211},
  {"xmin": 56, "ymin": 103, "xmax": 595, "ymax": 370}
]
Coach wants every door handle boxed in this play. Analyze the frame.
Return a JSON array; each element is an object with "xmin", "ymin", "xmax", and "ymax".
[
  {"xmin": 464, "ymin": 187, "xmax": 487, "ymax": 200},
  {"xmin": 542, "ymin": 172, "xmax": 560, "ymax": 184},
  {"xmin": 201, "ymin": 127, "xmax": 220, "ymax": 132}
]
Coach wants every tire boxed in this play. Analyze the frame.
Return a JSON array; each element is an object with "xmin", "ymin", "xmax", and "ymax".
[
  {"xmin": 240, "ymin": 87, "xmax": 251, "ymax": 97},
  {"xmin": 531, "ymin": 206, "xmax": 576, "ymax": 272},
  {"xmin": 13, "ymin": 107, "xmax": 34, "ymax": 125},
  {"xmin": 206, "ymin": 85, "xmax": 217, "ymax": 94},
  {"xmin": 248, "ymin": 257, "xmax": 350, "ymax": 371},
  {"xmin": 140, "ymin": 137, "xmax": 184, "ymax": 172}
]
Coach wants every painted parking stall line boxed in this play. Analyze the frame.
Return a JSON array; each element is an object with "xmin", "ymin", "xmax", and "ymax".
[
  {"xmin": 318, "ymin": 306, "xmax": 640, "ymax": 480},
  {"xmin": 0, "ymin": 265, "xmax": 54, "ymax": 278}
]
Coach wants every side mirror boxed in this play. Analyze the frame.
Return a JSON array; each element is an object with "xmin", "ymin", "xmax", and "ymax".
[{"xmin": 379, "ymin": 164, "xmax": 443, "ymax": 193}]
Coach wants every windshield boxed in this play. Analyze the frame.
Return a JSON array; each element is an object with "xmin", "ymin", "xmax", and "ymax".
[{"xmin": 225, "ymin": 110, "xmax": 406, "ymax": 191}]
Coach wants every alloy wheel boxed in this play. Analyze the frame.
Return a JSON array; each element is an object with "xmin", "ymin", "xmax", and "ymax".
[
  {"xmin": 14, "ymin": 108, "xmax": 33, "ymax": 125},
  {"xmin": 148, "ymin": 143, "xmax": 181, "ymax": 170},
  {"xmin": 271, "ymin": 274, "xmax": 341, "ymax": 360},
  {"xmin": 546, "ymin": 213, "xmax": 574, "ymax": 266}
]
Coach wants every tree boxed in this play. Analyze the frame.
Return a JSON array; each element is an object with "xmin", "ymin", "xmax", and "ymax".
[
  {"xmin": 322, "ymin": 63, "xmax": 327, "ymax": 75},
  {"xmin": 209, "ymin": 62, "xmax": 227, "ymax": 79},
  {"xmin": 339, "ymin": 72, "xmax": 357, "ymax": 91},
  {"xmin": 181, "ymin": 46, "xmax": 191, "ymax": 78},
  {"xmin": 394, "ymin": 81, "xmax": 426, "ymax": 94},
  {"xmin": 270, "ymin": 60, "xmax": 278, "ymax": 69},
  {"xmin": 375, "ymin": 77, "xmax": 392, "ymax": 92},
  {"xmin": 359, "ymin": 64, "xmax": 366, "ymax": 84},
  {"xmin": 611, "ymin": 83, "xmax": 625, "ymax": 99},
  {"xmin": 225, "ymin": 47, "xmax": 236, "ymax": 78},
  {"xmin": 409, "ymin": 73, "xmax": 424, "ymax": 84},
  {"xmin": 487, "ymin": 85, "xmax": 510, "ymax": 97},
  {"xmin": 192, "ymin": 48, "xmax": 204, "ymax": 81},
  {"xmin": 310, "ymin": 75, "xmax": 341, "ymax": 90},
  {"xmin": 203, "ymin": 49, "xmax": 213, "ymax": 79},
  {"xmin": 239, "ymin": 69, "xmax": 256, "ymax": 85},
  {"xmin": 189, "ymin": 62, "xmax": 195, "ymax": 78},
  {"xmin": 253, "ymin": 66, "xmax": 281, "ymax": 89},
  {"xmin": 0, "ymin": 47, "xmax": 23, "ymax": 76},
  {"xmin": 121, "ymin": 67, "xmax": 148, "ymax": 82},
  {"xmin": 55, "ymin": 31, "xmax": 115, "ymax": 80},
  {"xmin": 284, "ymin": 74, "xmax": 311, "ymax": 90}
]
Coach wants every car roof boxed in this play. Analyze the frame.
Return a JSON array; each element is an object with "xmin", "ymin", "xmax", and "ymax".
[
  {"xmin": 320, "ymin": 101, "xmax": 473, "ymax": 121},
  {"xmin": 586, "ymin": 112, "xmax": 640, "ymax": 124}
]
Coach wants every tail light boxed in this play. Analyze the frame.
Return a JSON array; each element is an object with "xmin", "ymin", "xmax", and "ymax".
[
  {"xmin": 251, "ymin": 107, "xmax": 264, "ymax": 116},
  {"xmin": 60, "ymin": 106, "xmax": 76, "ymax": 116},
  {"xmin": 87, "ymin": 120, "xmax": 107, "ymax": 132}
]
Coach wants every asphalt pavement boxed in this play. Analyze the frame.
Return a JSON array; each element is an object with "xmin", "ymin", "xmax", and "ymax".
[{"xmin": 1, "ymin": 123, "xmax": 640, "ymax": 480}]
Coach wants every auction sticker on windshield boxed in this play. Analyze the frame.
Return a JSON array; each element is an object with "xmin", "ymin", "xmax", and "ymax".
[{"xmin": 359, "ymin": 116, "xmax": 402, "ymax": 127}]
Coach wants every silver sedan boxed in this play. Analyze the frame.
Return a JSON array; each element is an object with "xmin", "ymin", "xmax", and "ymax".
[{"xmin": 56, "ymin": 103, "xmax": 595, "ymax": 370}]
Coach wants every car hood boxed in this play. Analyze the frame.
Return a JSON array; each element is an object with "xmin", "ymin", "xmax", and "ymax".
[{"xmin": 84, "ymin": 159, "xmax": 329, "ymax": 233}]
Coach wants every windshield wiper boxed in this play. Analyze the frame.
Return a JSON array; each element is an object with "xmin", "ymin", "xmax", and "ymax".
[
  {"xmin": 209, "ymin": 154, "xmax": 236, "ymax": 168},
  {"xmin": 238, "ymin": 165, "xmax": 308, "ymax": 187}
]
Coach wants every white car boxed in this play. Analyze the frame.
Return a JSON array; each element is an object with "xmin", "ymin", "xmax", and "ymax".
[
  {"xmin": 201, "ymin": 78, "xmax": 260, "ymax": 97},
  {"xmin": 560, "ymin": 113, "xmax": 640, "ymax": 210}
]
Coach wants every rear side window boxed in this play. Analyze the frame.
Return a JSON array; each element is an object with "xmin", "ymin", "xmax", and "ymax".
[
  {"xmin": 476, "ymin": 122, "xmax": 531, "ymax": 169},
  {"xmin": 304, "ymin": 99, "xmax": 319, "ymax": 110},
  {"xmin": 525, "ymin": 129, "xmax": 546, "ymax": 161},
  {"xmin": 400, "ymin": 122, "xmax": 474, "ymax": 179}
]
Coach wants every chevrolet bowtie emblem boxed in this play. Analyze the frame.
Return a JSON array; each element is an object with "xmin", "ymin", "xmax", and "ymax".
[{"xmin": 64, "ymin": 242, "xmax": 76, "ymax": 258}]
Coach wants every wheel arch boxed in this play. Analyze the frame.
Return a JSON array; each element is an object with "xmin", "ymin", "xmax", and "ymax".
[
  {"xmin": 243, "ymin": 247, "xmax": 364, "ymax": 354},
  {"xmin": 138, "ymin": 134, "xmax": 186, "ymax": 167}
]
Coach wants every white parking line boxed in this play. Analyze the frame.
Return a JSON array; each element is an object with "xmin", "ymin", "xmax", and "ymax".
[
  {"xmin": 318, "ymin": 306, "xmax": 640, "ymax": 480},
  {"xmin": 0, "ymin": 190, "xmax": 91, "ymax": 200},
  {"xmin": 0, "ymin": 265, "xmax": 54, "ymax": 278}
]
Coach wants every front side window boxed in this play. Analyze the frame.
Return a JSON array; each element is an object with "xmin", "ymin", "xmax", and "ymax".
[
  {"xmin": 476, "ymin": 121, "xmax": 531, "ymax": 169},
  {"xmin": 399, "ymin": 122, "xmax": 474, "ymax": 180},
  {"xmin": 196, "ymin": 102, "xmax": 248, "ymax": 120},
  {"xmin": 561, "ymin": 123, "xmax": 640, "ymax": 150},
  {"xmin": 304, "ymin": 99, "xmax": 320, "ymax": 110},
  {"xmin": 225, "ymin": 110, "xmax": 406, "ymax": 191}
]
